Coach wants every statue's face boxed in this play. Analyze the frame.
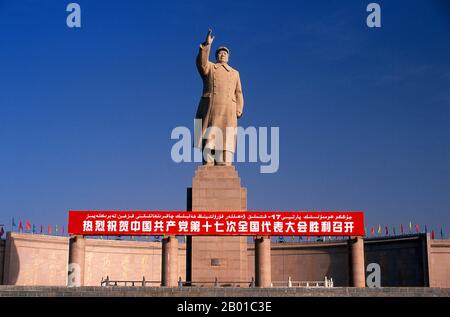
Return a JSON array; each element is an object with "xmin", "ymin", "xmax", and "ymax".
[{"xmin": 216, "ymin": 50, "xmax": 229, "ymax": 64}]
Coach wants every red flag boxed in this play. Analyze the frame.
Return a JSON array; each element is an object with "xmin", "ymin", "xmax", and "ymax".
[
  {"xmin": 47, "ymin": 224, "xmax": 52, "ymax": 235},
  {"xmin": 415, "ymin": 224, "xmax": 419, "ymax": 233},
  {"xmin": 400, "ymin": 224, "xmax": 404, "ymax": 234},
  {"xmin": 0, "ymin": 226, "xmax": 4, "ymax": 237},
  {"xmin": 371, "ymin": 227, "xmax": 374, "ymax": 237},
  {"xmin": 431, "ymin": 230, "xmax": 435, "ymax": 240},
  {"xmin": 385, "ymin": 225, "xmax": 388, "ymax": 236},
  {"xmin": 19, "ymin": 221, "xmax": 23, "ymax": 232},
  {"xmin": 26, "ymin": 220, "xmax": 31, "ymax": 231}
]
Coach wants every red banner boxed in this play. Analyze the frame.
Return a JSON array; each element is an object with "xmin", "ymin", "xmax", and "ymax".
[{"xmin": 68, "ymin": 211, "xmax": 364, "ymax": 236}]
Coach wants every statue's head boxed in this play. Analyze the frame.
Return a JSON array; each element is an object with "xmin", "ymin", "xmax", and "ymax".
[{"xmin": 215, "ymin": 47, "xmax": 230, "ymax": 64}]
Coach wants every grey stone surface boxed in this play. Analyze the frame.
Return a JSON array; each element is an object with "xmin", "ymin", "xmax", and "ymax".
[{"xmin": 0, "ymin": 286, "xmax": 448, "ymax": 297}]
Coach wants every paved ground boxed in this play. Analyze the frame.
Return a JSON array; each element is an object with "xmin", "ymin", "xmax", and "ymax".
[{"xmin": 0, "ymin": 286, "xmax": 448, "ymax": 297}]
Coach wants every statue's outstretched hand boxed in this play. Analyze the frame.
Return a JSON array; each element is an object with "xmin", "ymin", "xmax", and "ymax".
[{"xmin": 205, "ymin": 28, "xmax": 214, "ymax": 45}]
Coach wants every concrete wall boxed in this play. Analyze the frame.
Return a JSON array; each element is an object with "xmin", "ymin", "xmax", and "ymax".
[
  {"xmin": 428, "ymin": 238, "xmax": 450, "ymax": 288},
  {"xmin": 84, "ymin": 239, "xmax": 186, "ymax": 286},
  {"xmin": 365, "ymin": 235, "xmax": 428, "ymax": 286},
  {"xmin": 248, "ymin": 241, "xmax": 350, "ymax": 286},
  {"xmin": 1, "ymin": 233, "xmax": 186, "ymax": 286},
  {"xmin": 1, "ymin": 233, "xmax": 449, "ymax": 287},
  {"xmin": 2, "ymin": 232, "xmax": 69, "ymax": 286},
  {"xmin": 248, "ymin": 235, "xmax": 449, "ymax": 287}
]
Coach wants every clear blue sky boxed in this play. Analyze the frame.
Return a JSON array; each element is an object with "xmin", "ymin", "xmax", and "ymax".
[{"xmin": 0, "ymin": 0, "xmax": 449, "ymax": 235}]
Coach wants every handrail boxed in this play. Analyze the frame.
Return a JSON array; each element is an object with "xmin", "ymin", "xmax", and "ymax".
[
  {"xmin": 101, "ymin": 276, "xmax": 160, "ymax": 287},
  {"xmin": 272, "ymin": 276, "xmax": 334, "ymax": 288},
  {"xmin": 101, "ymin": 276, "xmax": 255, "ymax": 287},
  {"xmin": 101, "ymin": 276, "xmax": 333, "ymax": 288}
]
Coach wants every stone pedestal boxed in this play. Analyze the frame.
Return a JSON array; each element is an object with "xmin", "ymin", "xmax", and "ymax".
[
  {"xmin": 68, "ymin": 235, "xmax": 85, "ymax": 287},
  {"xmin": 348, "ymin": 236, "xmax": 365, "ymax": 287},
  {"xmin": 187, "ymin": 165, "xmax": 248, "ymax": 287},
  {"xmin": 161, "ymin": 235, "xmax": 179, "ymax": 287},
  {"xmin": 255, "ymin": 236, "xmax": 271, "ymax": 287}
]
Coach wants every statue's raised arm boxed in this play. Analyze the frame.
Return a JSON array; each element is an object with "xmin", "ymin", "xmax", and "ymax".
[{"xmin": 196, "ymin": 29, "xmax": 214, "ymax": 76}]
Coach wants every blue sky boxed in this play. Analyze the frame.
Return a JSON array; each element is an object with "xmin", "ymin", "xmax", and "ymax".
[{"xmin": 0, "ymin": 0, "xmax": 449, "ymax": 235}]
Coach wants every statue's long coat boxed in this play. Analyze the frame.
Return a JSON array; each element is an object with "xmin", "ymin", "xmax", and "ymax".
[{"xmin": 195, "ymin": 43, "xmax": 244, "ymax": 152}]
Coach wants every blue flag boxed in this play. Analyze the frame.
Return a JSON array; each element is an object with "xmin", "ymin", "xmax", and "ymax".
[
  {"xmin": 441, "ymin": 227, "xmax": 444, "ymax": 239},
  {"xmin": 12, "ymin": 217, "xmax": 16, "ymax": 228}
]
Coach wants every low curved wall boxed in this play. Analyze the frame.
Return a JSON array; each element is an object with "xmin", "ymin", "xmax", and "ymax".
[{"xmin": 1, "ymin": 233, "xmax": 448, "ymax": 287}]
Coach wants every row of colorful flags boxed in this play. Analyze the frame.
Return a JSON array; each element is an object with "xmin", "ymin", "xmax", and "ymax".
[
  {"xmin": 365, "ymin": 223, "xmax": 445, "ymax": 240},
  {"xmin": 2, "ymin": 218, "xmax": 67, "ymax": 236}
]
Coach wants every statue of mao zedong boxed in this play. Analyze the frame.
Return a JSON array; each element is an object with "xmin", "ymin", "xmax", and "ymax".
[{"xmin": 194, "ymin": 29, "xmax": 244, "ymax": 166}]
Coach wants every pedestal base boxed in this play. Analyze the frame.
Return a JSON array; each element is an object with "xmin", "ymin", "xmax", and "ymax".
[{"xmin": 187, "ymin": 166, "xmax": 248, "ymax": 287}]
